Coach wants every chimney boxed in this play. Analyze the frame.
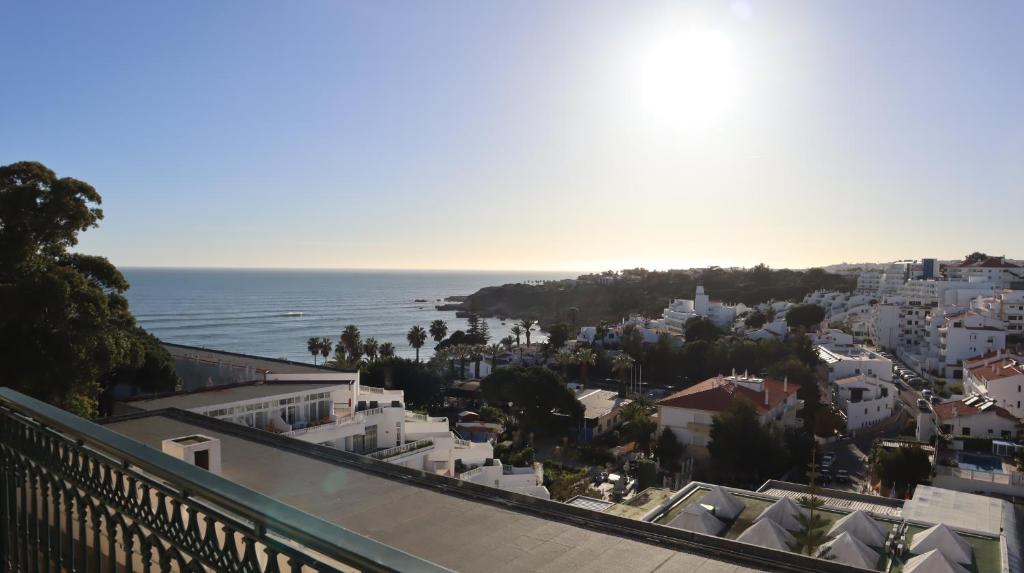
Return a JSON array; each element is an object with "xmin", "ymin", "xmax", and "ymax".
[
  {"xmin": 764, "ymin": 385, "xmax": 769, "ymax": 406},
  {"xmin": 784, "ymin": 376, "xmax": 788, "ymax": 392},
  {"xmin": 731, "ymin": 368, "xmax": 736, "ymax": 379}
]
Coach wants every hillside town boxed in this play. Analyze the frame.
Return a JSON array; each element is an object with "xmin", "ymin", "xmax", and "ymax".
[{"xmin": 86, "ymin": 254, "xmax": 1023, "ymax": 573}]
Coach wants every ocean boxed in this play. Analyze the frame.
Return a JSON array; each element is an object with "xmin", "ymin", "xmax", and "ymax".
[{"xmin": 122, "ymin": 268, "xmax": 572, "ymax": 363}]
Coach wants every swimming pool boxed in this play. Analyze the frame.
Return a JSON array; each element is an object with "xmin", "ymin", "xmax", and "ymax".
[{"xmin": 958, "ymin": 452, "xmax": 1003, "ymax": 472}]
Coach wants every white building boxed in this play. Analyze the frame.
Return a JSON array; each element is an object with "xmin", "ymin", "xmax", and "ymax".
[
  {"xmin": 946, "ymin": 257, "xmax": 1024, "ymax": 289},
  {"xmin": 971, "ymin": 290, "xmax": 1024, "ymax": 337},
  {"xmin": 856, "ymin": 270, "xmax": 882, "ymax": 294},
  {"xmin": 119, "ymin": 372, "xmax": 548, "ymax": 498},
  {"xmin": 575, "ymin": 388, "xmax": 632, "ymax": 438},
  {"xmin": 936, "ymin": 310, "xmax": 1007, "ymax": 379},
  {"xmin": 655, "ymin": 373, "xmax": 801, "ymax": 458},
  {"xmin": 963, "ymin": 352, "xmax": 1024, "ymax": 419},
  {"xmin": 816, "ymin": 345, "xmax": 893, "ymax": 383},
  {"xmin": 831, "ymin": 374, "xmax": 896, "ymax": 431},
  {"xmin": 931, "ymin": 396, "xmax": 1021, "ymax": 441},
  {"xmin": 653, "ymin": 286, "xmax": 745, "ymax": 331}
]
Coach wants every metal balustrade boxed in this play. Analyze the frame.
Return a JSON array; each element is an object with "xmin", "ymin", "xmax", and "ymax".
[{"xmin": 0, "ymin": 388, "xmax": 449, "ymax": 573}]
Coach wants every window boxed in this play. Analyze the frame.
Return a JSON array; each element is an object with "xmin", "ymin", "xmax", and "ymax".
[
  {"xmin": 961, "ymin": 427, "xmax": 971, "ymax": 436},
  {"xmin": 1002, "ymin": 430, "xmax": 1011, "ymax": 439}
]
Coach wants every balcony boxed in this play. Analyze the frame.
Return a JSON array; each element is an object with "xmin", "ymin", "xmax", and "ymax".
[
  {"xmin": 0, "ymin": 388, "xmax": 448, "ymax": 573},
  {"xmin": 366, "ymin": 439, "xmax": 434, "ymax": 461}
]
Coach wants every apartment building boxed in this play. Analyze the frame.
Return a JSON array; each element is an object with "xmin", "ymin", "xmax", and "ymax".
[
  {"xmin": 119, "ymin": 371, "xmax": 548, "ymax": 498},
  {"xmin": 656, "ymin": 373, "xmax": 801, "ymax": 458},
  {"xmin": 971, "ymin": 289, "xmax": 1024, "ymax": 336},
  {"xmin": 653, "ymin": 285, "xmax": 747, "ymax": 331},
  {"xmin": 964, "ymin": 351, "xmax": 1024, "ymax": 419},
  {"xmin": 816, "ymin": 344, "xmax": 893, "ymax": 382},
  {"xmin": 831, "ymin": 374, "xmax": 896, "ymax": 431},
  {"xmin": 936, "ymin": 310, "xmax": 1007, "ymax": 379},
  {"xmin": 946, "ymin": 256, "xmax": 1024, "ymax": 289}
]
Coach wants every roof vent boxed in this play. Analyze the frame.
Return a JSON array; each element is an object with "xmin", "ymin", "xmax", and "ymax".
[{"xmin": 162, "ymin": 434, "xmax": 221, "ymax": 475}]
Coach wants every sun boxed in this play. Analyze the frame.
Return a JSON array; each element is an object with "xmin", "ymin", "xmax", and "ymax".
[{"xmin": 638, "ymin": 28, "xmax": 738, "ymax": 130}]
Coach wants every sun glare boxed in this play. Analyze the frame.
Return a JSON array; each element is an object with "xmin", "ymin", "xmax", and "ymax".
[{"xmin": 638, "ymin": 28, "xmax": 738, "ymax": 130}]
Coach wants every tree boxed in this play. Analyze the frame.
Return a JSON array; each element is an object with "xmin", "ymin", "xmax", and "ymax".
[
  {"xmin": 429, "ymin": 319, "xmax": 448, "ymax": 344},
  {"xmin": 612, "ymin": 353, "xmax": 635, "ymax": 397},
  {"xmin": 964, "ymin": 251, "xmax": 989, "ymax": 264},
  {"xmin": 519, "ymin": 319, "xmax": 535, "ymax": 346},
  {"xmin": 620, "ymin": 400, "xmax": 656, "ymax": 452},
  {"xmin": 743, "ymin": 310, "xmax": 767, "ymax": 329},
  {"xmin": 545, "ymin": 322, "xmax": 572, "ymax": 351},
  {"xmin": 510, "ymin": 325, "xmax": 523, "ymax": 347},
  {"xmin": 790, "ymin": 457, "xmax": 833, "ymax": 557},
  {"xmin": 362, "ymin": 337, "xmax": 379, "ymax": 362},
  {"xmin": 785, "ymin": 304, "xmax": 826, "ymax": 330},
  {"xmin": 378, "ymin": 341, "xmax": 395, "ymax": 358},
  {"xmin": 478, "ymin": 318, "xmax": 490, "ymax": 343},
  {"xmin": 486, "ymin": 343, "xmax": 503, "ymax": 373},
  {"xmin": 555, "ymin": 349, "xmax": 576, "ymax": 381},
  {"xmin": 318, "ymin": 337, "xmax": 333, "ymax": 362},
  {"xmin": 873, "ymin": 446, "xmax": 931, "ymax": 496},
  {"xmin": 406, "ymin": 325, "xmax": 427, "ymax": 362},
  {"xmin": 575, "ymin": 348, "xmax": 596, "ymax": 388},
  {"xmin": 500, "ymin": 335, "xmax": 514, "ymax": 351},
  {"xmin": 362, "ymin": 357, "xmax": 444, "ymax": 407},
  {"xmin": 0, "ymin": 161, "xmax": 178, "ymax": 416},
  {"xmin": 481, "ymin": 366, "xmax": 582, "ymax": 435},
  {"xmin": 684, "ymin": 317, "xmax": 720, "ymax": 343},
  {"xmin": 620, "ymin": 324, "xmax": 645, "ymax": 358},
  {"xmin": 307, "ymin": 337, "xmax": 321, "ymax": 365},
  {"xmin": 340, "ymin": 325, "xmax": 362, "ymax": 362},
  {"xmin": 655, "ymin": 429, "xmax": 684, "ymax": 471},
  {"xmin": 470, "ymin": 344, "xmax": 484, "ymax": 378},
  {"xmin": 707, "ymin": 398, "xmax": 788, "ymax": 487}
]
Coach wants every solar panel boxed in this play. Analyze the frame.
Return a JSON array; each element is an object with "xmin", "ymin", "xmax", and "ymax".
[{"xmin": 978, "ymin": 401, "xmax": 994, "ymax": 411}]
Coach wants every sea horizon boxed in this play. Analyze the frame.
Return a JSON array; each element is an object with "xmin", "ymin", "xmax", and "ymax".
[{"xmin": 122, "ymin": 268, "xmax": 567, "ymax": 364}]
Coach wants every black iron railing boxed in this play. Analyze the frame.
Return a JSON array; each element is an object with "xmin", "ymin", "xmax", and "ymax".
[{"xmin": 0, "ymin": 388, "xmax": 450, "ymax": 573}]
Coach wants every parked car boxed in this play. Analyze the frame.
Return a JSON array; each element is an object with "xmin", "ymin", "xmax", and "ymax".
[
  {"xmin": 917, "ymin": 398, "xmax": 930, "ymax": 409},
  {"xmin": 930, "ymin": 395, "xmax": 942, "ymax": 405},
  {"xmin": 922, "ymin": 388, "xmax": 932, "ymax": 397},
  {"xmin": 834, "ymin": 469, "xmax": 851, "ymax": 483}
]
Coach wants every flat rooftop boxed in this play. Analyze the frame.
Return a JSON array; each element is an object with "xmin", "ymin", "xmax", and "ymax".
[
  {"xmin": 104, "ymin": 412, "xmax": 759, "ymax": 573},
  {"xmin": 575, "ymin": 389, "xmax": 631, "ymax": 419},
  {"xmin": 165, "ymin": 342, "xmax": 350, "ymax": 374},
  {"xmin": 122, "ymin": 382, "xmax": 346, "ymax": 411}
]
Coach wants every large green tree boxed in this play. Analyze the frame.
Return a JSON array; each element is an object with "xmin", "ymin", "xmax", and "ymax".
[
  {"xmin": 707, "ymin": 398, "xmax": 788, "ymax": 487},
  {"xmin": 481, "ymin": 366, "xmax": 582, "ymax": 435},
  {"xmin": 0, "ymin": 161, "xmax": 178, "ymax": 416},
  {"xmin": 785, "ymin": 304, "xmax": 826, "ymax": 330}
]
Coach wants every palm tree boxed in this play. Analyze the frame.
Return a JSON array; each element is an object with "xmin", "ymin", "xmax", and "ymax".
[
  {"xmin": 555, "ymin": 349, "xmax": 577, "ymax": 382},
  {"xmin": 340, "ymin": 325, "xmax": 361, "ymax": 362},
  {"xmin": 575, "ymin": 348, "xmax": 596, "ymax": 388},
  {"xmin": 378, "ymin": 341, "xmax": 395, "ymax": 358},
  {"xmin": 453, "ymin": 344, "xmax": 471, "ymax": 378},
  {"xmin": 318, "ymin": 337, "xmax": 332, "ymax": 364},
  {"xmin": 407, "ymin": 325, "xmax": 427, "ymax": 362},
  {"xmin": 612, "ymin": 353, "xmax": 635, "ymax": 397},
  {"xmin": 307, "ymin": 337, "xmax": 320, "ymax": 365},
  {"xmin": 467, "ymin": 345, "xmax": 483, "ymax": 378},
  {"xmin": 594, "ymin": 321, "xmax": 610, "ymax": 347},
  {"xmin": 429, "ymin": 319, "xmax": 448, "ymax": 344},
  {"xmin": 519, "ymin": 319, "xmax": 535, "ymax": 346},
  {"xmin": 486, "ymin": 343, "xmax": 503, "ymax": 374},
  {"xmin": 363, "ymin": 338, "xmax": 379, "ymax": 362},
  {"xmin": 510, "ymin": 326, "xmax": 523, "ymax": 347},
  {"xmin": 500, "ymin": 335, "xmax": 514, "ymax": 351}
]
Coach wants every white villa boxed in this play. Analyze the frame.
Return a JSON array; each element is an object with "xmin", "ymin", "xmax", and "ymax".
[
  {"xmin": 653, "ymin": 286, "xmax": 747, "ymax": 331},
  {"xmin": 831, "ymin": 374, "xmax": 896, "ymax": 431},
  {"xmin": 963, "ymin": 352, "xmax": 1024, "ymax": 419},
  {"xmin": 655, "ymin": 373, "xmax": 801, "ymax": 459},
  {"xmin": 119, "ymin": 371, "xmax": 549, "ymax": 499},
  {"xmin": 816, "ymin": 345, "xmax": 893, "ymax": 383}
]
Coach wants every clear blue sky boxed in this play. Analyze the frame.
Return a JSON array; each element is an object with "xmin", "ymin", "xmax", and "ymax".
[{"xmin": 2, "ymin": 1, "xmax": 1022, "ymax": 270}]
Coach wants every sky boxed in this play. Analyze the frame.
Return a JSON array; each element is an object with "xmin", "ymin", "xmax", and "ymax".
[{"xmin": 2, "ymin": 1, "xmax": 1022, "ymax": 272}]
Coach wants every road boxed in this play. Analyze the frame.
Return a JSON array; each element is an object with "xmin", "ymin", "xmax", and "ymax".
[{"xmin": 821, "ymin": 399, "xmax": 910, "ymax": 494}]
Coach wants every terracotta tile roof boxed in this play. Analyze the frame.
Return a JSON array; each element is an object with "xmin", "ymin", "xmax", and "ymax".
[
  {"xmin": 933, "ymin": 399, "xmax": 1017, "ymax": 422},
  {"xmin": 967, "ymin": 358, "xmax": 1024, "ymax": 382},
  {"xmin": 958, "ymin": 257, "xmax": 1021, "ymax": 269},
  {"xmin": 964, "ymin": 350, "xmax": 1002, "ymax": 365},
  {"xmin": 656, "ymin": 376, "xmax": 800, "ymax": 415}
]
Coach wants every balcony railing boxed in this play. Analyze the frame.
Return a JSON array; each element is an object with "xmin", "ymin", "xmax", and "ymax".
[
  {"xmin": 0, "ymin": 388, "xmax": 449, "ymax": 573},
  {"xmin": 284, "ymin": 413, "xmax": 366, "ymax": 438},
  {"xmin": 366, "ymin": 439, "xmax": 434, "ymax": 461}
]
